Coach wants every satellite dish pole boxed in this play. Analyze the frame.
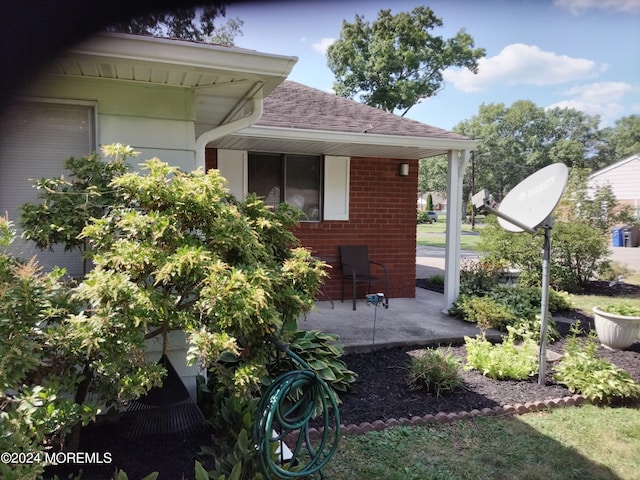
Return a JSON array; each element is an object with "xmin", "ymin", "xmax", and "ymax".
[
  {"xmin": 472, "ymin": 163, "xmax": 568, "ymax": 385},
  {"xmin": 538, "ymin": 216, "xmax": 553, "ymax": 384}
]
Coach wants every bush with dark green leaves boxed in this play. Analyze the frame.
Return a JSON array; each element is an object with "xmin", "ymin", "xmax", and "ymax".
[{"xmin": 450, "ymin": 284, "xmax": 567, "ymax": 341}]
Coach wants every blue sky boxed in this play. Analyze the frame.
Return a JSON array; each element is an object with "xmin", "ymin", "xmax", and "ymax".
[{"xmin": 226, "ymin": 0, "xmax": 640, "ymax": 131}]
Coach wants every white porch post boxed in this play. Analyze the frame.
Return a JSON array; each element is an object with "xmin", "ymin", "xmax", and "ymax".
[{"xmin": 443, "ymin": 149, "xmax": 471, "ymax": 312}]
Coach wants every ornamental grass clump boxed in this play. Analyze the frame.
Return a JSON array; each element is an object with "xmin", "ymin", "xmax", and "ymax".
[
  {"xmin": 553, "ymin": 323, "xmax": 640, "ymax": 403},
  {"xmin": 407, "ymin": 349, "xmax": 465, "ymax": 397}
]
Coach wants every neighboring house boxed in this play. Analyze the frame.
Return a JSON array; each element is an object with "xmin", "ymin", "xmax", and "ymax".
[
  {"xmin": 418, "ymin": 192, "xmax": 447, "ymax": 211},
  {"xmin": 588, "ymin": 153, "xmax": 640, "ymax": 215},
  {"xmin": 0, "ymin": 32, "xmax": 475, "ymax": 315}
]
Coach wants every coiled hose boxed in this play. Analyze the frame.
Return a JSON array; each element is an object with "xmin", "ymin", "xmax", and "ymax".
[{"xmin": 254, "ymin": 336, "xmax": 340, "ymax": 479}]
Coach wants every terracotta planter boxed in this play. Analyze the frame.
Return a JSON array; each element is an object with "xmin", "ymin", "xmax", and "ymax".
[{"xmin": 593, "ymin": 306, "xmax": 640, "ymax": 350}]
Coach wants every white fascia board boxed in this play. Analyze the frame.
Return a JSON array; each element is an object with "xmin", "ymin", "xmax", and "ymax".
[
  {"xmin": 234, "ymin": 125, "xmax": 479, "ymax": 152},
  {"xmin": 70, "ymin": 32, "xmax": 298, "ymax": 79}
]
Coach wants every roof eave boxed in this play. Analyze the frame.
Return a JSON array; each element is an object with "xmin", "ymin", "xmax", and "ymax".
[
  {"xmin": 220, "ymin": 125, "xmax": 478, "ymax": 159},
  {"xmin": 69, "ymin": 32, "xmax": 298, "ymax": 80}
]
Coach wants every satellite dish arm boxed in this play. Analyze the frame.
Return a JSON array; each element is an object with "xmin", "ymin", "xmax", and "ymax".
[{"xmin": 472, "ymin": 190, "xmax": 537, "ymax": 234}]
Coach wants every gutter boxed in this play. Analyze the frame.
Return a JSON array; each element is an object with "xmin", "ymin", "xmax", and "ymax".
[{"xmin": 195, "ymin": 84, "xmax": 264, "ymax": 169}]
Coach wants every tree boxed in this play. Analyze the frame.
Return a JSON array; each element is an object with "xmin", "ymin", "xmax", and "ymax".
[
  {"xmin": 327, "ymin": 6, "xmax": 485, "ymax": 116},
  {"xmin": 454, "ymin": 101, "xmax": 603, "ymax": 202},
  {"xmin": 599, "ymin": 114, "xmax": 640, "ymax": 162},
  {"xmin": 476, "ymin": 168, "xmax": 619, "ymax": 292},
  {"xmin": 107, "ymin": 4, "xmax": 244, "ymax": 45},
  {"xmin": 418, "ymin": 155, "xmax": 448, "ymax": 196}
]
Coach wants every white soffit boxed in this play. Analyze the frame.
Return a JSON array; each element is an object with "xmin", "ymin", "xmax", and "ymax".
[
  {"xmin": 44, "ymin": 32, "xmax": 297, "ymax": 128},
  {"xmin": 211, "ymin": 126, "xmax": 478, "ymax": 160}
]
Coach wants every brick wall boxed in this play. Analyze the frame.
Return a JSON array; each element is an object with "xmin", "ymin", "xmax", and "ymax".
[{"xmin": 294, "ymin": 157, "xmax": 418, "ymax": 300}]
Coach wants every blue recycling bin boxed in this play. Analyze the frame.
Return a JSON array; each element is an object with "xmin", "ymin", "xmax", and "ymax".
[{"xmin": 612, "ymin": 227, "xmax": 623, "ymax": 247}]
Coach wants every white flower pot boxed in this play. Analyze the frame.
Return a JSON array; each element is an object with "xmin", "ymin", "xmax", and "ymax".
[{"xmin": 593, "ymin": 306, "xmax": 640, "ymax": 350}]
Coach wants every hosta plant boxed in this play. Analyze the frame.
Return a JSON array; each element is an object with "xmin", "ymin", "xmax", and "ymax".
[{"xmin": 553, "ymin": 323, "xmax": 640, "ymax": 403}]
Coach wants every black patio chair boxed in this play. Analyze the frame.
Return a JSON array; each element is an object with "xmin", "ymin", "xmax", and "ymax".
[{"xmin": 339, "ymin": 245, "xmax": 389, "ymax": 311}]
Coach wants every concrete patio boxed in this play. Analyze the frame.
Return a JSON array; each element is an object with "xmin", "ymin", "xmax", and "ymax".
[
  {"xmin": 298, "ymin": 244, "xmax": 640, "ymax": 354},
  {"xmin": 298, "ymin": 287, "xmax": 498, "ymax": 354}
]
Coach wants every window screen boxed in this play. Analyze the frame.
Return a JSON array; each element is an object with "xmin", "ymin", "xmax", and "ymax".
[{"xmin": 0, "ymin": 100, "xmax": 96, "ymax": 277}]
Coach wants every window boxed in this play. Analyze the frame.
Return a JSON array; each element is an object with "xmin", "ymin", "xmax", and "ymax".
[
  {"xmin": 248, "ymin": 152, "xmax": 322, "ymax": 221},
  {"xmin": 0, "ymin": 99, "xmax": 96, "ymax": 277}
]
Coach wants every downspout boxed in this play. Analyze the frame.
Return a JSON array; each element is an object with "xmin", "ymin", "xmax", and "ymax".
[{"xmin": 195, "ymin": 84, "xmax": 264, "ymax": 169}]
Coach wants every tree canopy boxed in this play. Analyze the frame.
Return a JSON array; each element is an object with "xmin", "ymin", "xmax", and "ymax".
[
  {"xmin": 326, "ymin": 6, "xmax": 485, "ymax": 116},
  {"xmin": 453, "ymin": 101, "xmax": 605, "ymax": 201},
  {"xmin": 107, "ymin": 4, "xmax": 243, "ymax": 45},
  {"xmin": 599, "ymin": 114, "xmax": 640, "ymax": 161}
]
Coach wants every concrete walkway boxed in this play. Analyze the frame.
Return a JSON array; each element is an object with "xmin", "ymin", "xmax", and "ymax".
[{"xmin": 299, "ymin": 244, "xmax": 640, "ymax": 354}]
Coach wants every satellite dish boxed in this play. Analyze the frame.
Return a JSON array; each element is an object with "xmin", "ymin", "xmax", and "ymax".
[{"xmin": 498, "ymin": 163, "xmax": 569, "ymax": 233}]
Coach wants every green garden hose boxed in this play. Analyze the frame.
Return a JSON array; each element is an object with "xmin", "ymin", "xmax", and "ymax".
[{"xmin": 254, "ymin": 336, "xmax": 340, "ymax": 479}]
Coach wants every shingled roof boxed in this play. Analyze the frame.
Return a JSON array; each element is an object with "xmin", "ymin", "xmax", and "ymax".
[
  {"xmin": 211, "ymin": 80, "xmax": 476, "ymax": 159},
  {"xmin": 257, "ymin": 81, "xmax": 468, "ymax": 141}
]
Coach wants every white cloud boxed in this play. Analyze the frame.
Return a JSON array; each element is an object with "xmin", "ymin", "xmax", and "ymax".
[
  {"xmin": 312, "ymin": 37, "xmax": 335, "ymax": 54},
  {"xmin": 546, "ymin": 81, "xmax": 634, "ymax": 123},
  {"xmin": 443, "ymin": 44, "xmax": 600, "ymax": 93},
  {"xmin": 554, "ymin": 0, "xmax": 640, "ymax": 14}
]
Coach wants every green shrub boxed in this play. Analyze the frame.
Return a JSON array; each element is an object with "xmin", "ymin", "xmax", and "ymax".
[
  {"xmin": 451, "ymin": 284, "xmax": 567, "ymax": 341},
  {"xmin": 553, "ymin": 324, "xmax": 640, "ymax": 403},
  {"xmin": 598, "ymin": 261, "xmax": 632, "ymax": 283},
  {"xmin": 458, "ymin": 258, "xmax": 500, "ymax": 297},
  {"xmin": 458, "ymin": 296, "xmax": 516, "ymax": 331},
  {"xmin": 417, "ymin": 210, "xmax": 436, "ymax": 224},
  {"xmin": 548, "ymin": 289, "xmax": 573, "ymax": 312},
  {"xmin": 464, "ymin": 332, "xmax": 538, "ymax": 380},
  {"xmin": 406, "ymin": 349, "xmax": 465, "ymax": 397},
  {"xmin": 477, "ymin": 216, "xmax": 611, "ymax": 292},
  {"xmin": 509, "ymin": 314, "xmax": 559, "ymax": 343},
  {"xmin": 429, "ymin": 273, "xmax": 445, "ymax": 285}
]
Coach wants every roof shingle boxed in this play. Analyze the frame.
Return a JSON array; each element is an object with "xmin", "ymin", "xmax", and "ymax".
[{"xmin": 257, "ymin": 81, "xmax": 468, "ymax": 141}]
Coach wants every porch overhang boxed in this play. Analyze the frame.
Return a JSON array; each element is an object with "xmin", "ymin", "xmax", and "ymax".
[{"xmin": 209, "ymin": 125, "xmax": 478, "ymax": 160}]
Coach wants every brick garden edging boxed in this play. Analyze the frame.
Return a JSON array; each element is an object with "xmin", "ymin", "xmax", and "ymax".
[{"xmin": 289, "ymin": 394, "xmax": 588, "ymax": 443}]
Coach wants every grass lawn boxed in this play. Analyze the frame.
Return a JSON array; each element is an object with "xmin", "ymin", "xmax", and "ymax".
[
  {"xmin": 417, "ymin": 215, "xmax": 484, "ymax": 250},
  {"xmin": 570, "ymin": 292, "xmax": 640, "ymax": 315},
  {"xmin": 324, "ymin": 405, "xmax": 640, "ymax": 479},
  {"xmin": 417, "ymin": 234, "xmax": 481, "ymax": 250}
]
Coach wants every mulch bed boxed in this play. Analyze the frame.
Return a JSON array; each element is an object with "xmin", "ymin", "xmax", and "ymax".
[{"xmin": 45, "ymin": 280, "xmax": 640, "ymax": 479}]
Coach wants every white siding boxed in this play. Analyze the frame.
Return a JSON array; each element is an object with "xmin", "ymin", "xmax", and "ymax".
[{"xmin": 589, "ymin": 157, "xmax": 640, "ymax": 201}]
